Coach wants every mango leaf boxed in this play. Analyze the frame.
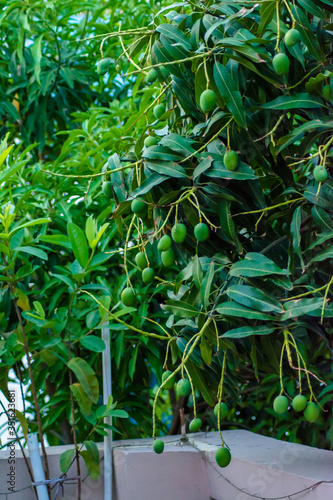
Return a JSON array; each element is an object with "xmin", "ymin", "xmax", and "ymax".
[
  {"xmin": 308, "ymin": 304, "xmax": 333, "ymax": 318},
  {"xmin": 131, "ymin": 173, "xmax": 168, "ymax": 197},
  {"xmin": 216, "ymin": 302, "xmax": 276, "ymax": 320},
  {"xmin": 305, "ymin": 71, "xmax": 333, "ymax": 94},
  {"xmin": 262, "ymin": 93, "xmax": 324, "ymax": 110},
  {"xmin": 67, "ymin": 222, "xmax": 89, "ymax": 268},
  {"xmin": 226, "ymin": 285, "xmax": 283, "ymax": 313},
  {"xmin": 145, "ymin": 160, "xmax": 187, "ymax": 178},
  {"xmin": 218, "ymin": 200, "xmax": 242, "ymax": 252},
  {"xmin": 193, "ymin": 156, "xmax": 213, "ymax": 180},
  {"xmin": 156, "ymin": 24, "xmax": 191, "ymax": 50},
  {"xmin": 200, "ymin": 335, "xmax": 212, "ymax": 365},
  {"xmin": 298, "ymin": 0, "xmax": 326, "ymax": 18},
  {"xmin": 60, "ymin": 449, "xmax": 75, "ymax": 474},
  {"xmin": 192, "ymin": 255, "xmax": 203, "ymax": 289},
  {"xmin": 80, "ymin": 336, "xmax": 106, "ymax": 352},
  {"xmin": 205, "ymin": 160, "xmax": 257, "ymax": 180},
  {"xmin": 308, "ymin": 247, "xmax": 333, "ymax": 266},
  {"xmin": 186, "ymin": 360, "xmax": 216, "ymax": 406},
  {"xmin": 31, "ymin": 35, "xmax": 43, "ymax": 84},
  {"xmin": 222, "ymin": 325, "xmax": 275, "ymax": 338},
  {"xmin": 229, "ymin": 252, "xmax": 289, "ymax": 277},
  {"xmin": 258, "ymin": 1, "xmax": 275, "ymax": 35},
  {"xmin": 290, "ymin": 206, "xmax": 304, "ymax": 270},
  {"xmin": 213, "ymin": 62, "xmax": 246, "ymax": 128},
  {"xmin": 279, "ymin": 298, "xmax": 325, "ymax": 321},
  {"xmin": 303, "ymin": 187, "xmax": 332, "ymax": 210},
  {"xmin": 307, "ymin": 231, "xmax": 333, "ymax": 250},
  {"xmin": 142, "ymin": 145, "xmax": 182, "ymax": 162},
  {"xmin": 163, "ymin": 300, "xmax": 198, "ymax": 318},
  {"xmin": 15, "ymin": 410, "xmax": 28, "ymax": 441},
  {"xmin": 292, "ymin": 5, "xmax": 325, "ymax": 62},
  {"xmin": 68, "ymin": 357, "xmax": 99, "ymax": 403},
  {"xmin": 160, "ymin": 134, "xmax": 196, "ymax": 157},
  {"xmin": 200, "ymin": 262, "xmax": 215, "ymax": 310}
]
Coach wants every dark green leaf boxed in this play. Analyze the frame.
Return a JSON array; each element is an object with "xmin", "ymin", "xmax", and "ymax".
[
  {"xmin": 67, "ymin": 223, "xmax": 89, "ymax": 268},
  {"xmin": 226, "ymin": 285, "xmax": 283, "ymax": 313},
  {"xmin": 222, "ymin": 325, "xmax": 275, "ymax": 338}
]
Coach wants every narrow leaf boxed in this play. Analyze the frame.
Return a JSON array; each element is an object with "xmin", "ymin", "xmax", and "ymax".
[
  {"xmin": 222, "ymin": 325, "xmax": 275, "ymax": 338},
  {"xmin": 67, "ymin": 222, "xmax": 89, "ymax": 268},
  {"xmin": 226, "ymin": 285, "xmax": 283, "ymax": 313}
]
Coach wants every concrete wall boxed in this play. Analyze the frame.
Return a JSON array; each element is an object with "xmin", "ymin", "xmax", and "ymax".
[{"xmin": 0, "ymin": 430, "xmax": 332, "ymax": 500}]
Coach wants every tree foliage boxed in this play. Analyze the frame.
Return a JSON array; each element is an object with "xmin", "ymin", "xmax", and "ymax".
[{"xmin": 0, "ymin": 0, "xmax": 333, "ymax": 487}]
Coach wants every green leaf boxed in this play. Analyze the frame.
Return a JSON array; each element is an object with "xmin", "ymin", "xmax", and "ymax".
[
  {"xmin": 160, "ymin": 134, "xmax": 196, "ymax": 157},
  {"xmin": 292, "ymin": 5, "xmax": 325, "ymax": 62},
  {"xmin": 80, "ymin": 450, "xmax": 100, "ymax": 480},
  {"xmin": 163, "ymin": 300, "xmax": 199, "ymax": 318},
  {"xmin": 186, "ymin": 360, "xmax": 216, "ymax": 406},
  {"xmin": 193, "ymin": 157, "xmax": 213, "ymax": 180},
  {"xmin": 258, "ymin": 1, "xmax": 276, "ymax": 36},
  {"xmin": 80, "ymin": 336, "xmax": 106, "ymax": 352},
  {"xmin": 156, "ymin": 24, "xmax": 191, "ymax": 50},
  {"xmin": 70, "ymin": 383, "xmax": 92, "ymax": 416},
  {"xmin": 128, "ymin": 345, "xmax": 138, "ymax": 380},
  {"xmin": 303, "ymin": 187, "xmax": 332, "ymax": 210},
  {"xmin": 216, "ymin": 302, "xmax": 276, "ymax": 320},
  {"xmin": 145, "ymin": 160, "xmax": 187, "ymax": 178},
  {"xmin": 222, "ymin": 325, "xmax": 275, "ymax": 338},
  {"xmin": 106, "ymin": 409, "xmax": 129, "ymax": 418},
  {"xmin": 67, "ymin": 222, "xmax": 89, "ymax": 268},
  {"xmin": 308, "ymin": 247, "xmax": 333, "ymax": 266},
  {"xmin": 131, "ymin": 173, "xmax": 168, "ymax": 197},
  {"xmin": 200, "ymin": 262, "xmax": 215, "ymax": 310},
  {"xmin": 31, "ymin": 35, "xmax": 43, "ymax": 84},
  {"xmin": 218, "ymin": 200, "xmax": 242, "ymax": 251},
  {"xmin": 86, "ymin": 215, "xmax": 96, "ymax": 247},
  {"xmin": 226, "ymin": 285, "xmax": 283, "ymax": 313},
  {"xmin": 142, "ymin": 145, "xmax": 182, "ymax": 162},
  {"xmin": 229, "ymin": 253, "xmax": 289, "ymax": 277},
  {"xmin": 307, "ymin": 231, "xmax": 333, "ymax": 250},
  {"xmin": 9, "ymin": 218, "xmax": 51, "ymax": 236},
  {"xmin": 68, "ymin": 358, "xmax": 99, "ymax": 404},
  {"xmin": 308, "ymin": 304, "xmax": 333, "ymax": 318},
  {"xmin": 206, "ymin": 160, "xmax": 257, "ymax": 180},
  {"xmin": 38, "ymin": 234, "xmax": 71, "ymax": 249},
  {"xmin": 290, "ymin": 206, "xmax": 304, "ymax": 270},
  {"xmin": 200, "ymin": 335, "xmax": 212, "ymax": 365},
  {"xmin": 16, "ymin": 246, "xmax": 48, "ymax": 260},
  {"xmin": 213, "ymin": 62, "xmax": 247, "ymax": 128},
  {"xmin": 84, "ymin": 440, "xmax": 100, "ymax": 464},
  {"xmin": 0, "ymin": 145, "xmax": 14, "ymax": 167},
  {"xmin": 192, "ymin": 255, "xmax": 203, "ymax": 289},
  {"xmin": 60, "ymin": 449, "xmax": 75, "ymax": 474},
  {"xmin": 279, "ymin": 298, "xmax": 325, "ymax": 321},
  {"xmin": 311, "ymin": 206, "xmax": 333, "ymax": 233},
  {"xmin": 262, "ymin": 93, "xmax": 324, "ymax": 110},
  {"xmin": 298, "ymin": 0, "xmax": 326, "ymax": 18}
]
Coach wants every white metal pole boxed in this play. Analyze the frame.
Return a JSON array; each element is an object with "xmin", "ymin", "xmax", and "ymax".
[
  {"xmin": 27, "ymin": 432, "xmax": 49, "ymax": 500},
  {"xmin": 102, "ymin": 328, "xmax": 112, "ymax": 500}
]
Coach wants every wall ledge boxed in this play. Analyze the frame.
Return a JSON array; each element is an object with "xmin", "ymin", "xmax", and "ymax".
[{"xmin": 0, "ymin": 430, "xmax": 332, "ymax": 500}]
